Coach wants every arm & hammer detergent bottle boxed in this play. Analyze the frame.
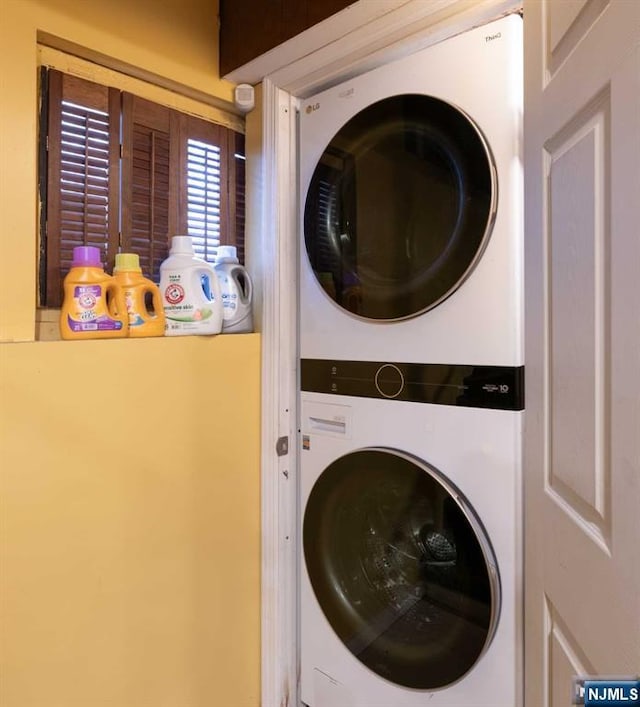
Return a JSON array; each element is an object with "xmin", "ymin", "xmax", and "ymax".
[
  {"xmin": 59, "ymin": 246, "xmax": 128, "ymax": 340},
  {"xmin": 159, "ymin": 236, "xmax": 223, "ymax": 336}
]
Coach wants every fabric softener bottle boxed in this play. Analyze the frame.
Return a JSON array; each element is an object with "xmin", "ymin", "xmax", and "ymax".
[{"xmin": 60, "ymin": 246, "xmax": 128, "ymax": 340}]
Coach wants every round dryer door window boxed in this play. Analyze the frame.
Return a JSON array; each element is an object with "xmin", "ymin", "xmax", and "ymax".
[
  {"xmin": 303, "ymin": 95, "xmax": 496, "ymax": 320},
  {"xmin": 303, "ymin": 448, "xmax": 500, "ymax": 690}
]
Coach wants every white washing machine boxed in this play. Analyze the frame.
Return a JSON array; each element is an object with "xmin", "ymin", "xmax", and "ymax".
[
  {"xmin": 299, "ymin": 14, "xmax": 523, "ymax": 367},
  {"xmin": 299, "ymin": 360, "xmax": 523, "ymax": 707}
]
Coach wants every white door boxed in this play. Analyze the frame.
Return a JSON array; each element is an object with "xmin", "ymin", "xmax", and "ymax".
[{"xmin": 524, "ymin": 1, "xmax": 640, "ymax": 705}]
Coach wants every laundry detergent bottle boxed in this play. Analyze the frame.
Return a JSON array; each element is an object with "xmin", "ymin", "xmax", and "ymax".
[
  {"xmin": 60, "ymin": 246, "xmax": 128, "ymax": 340},
  {"xmin": 159, "ymin": 236, "xmax": 223, "ymax": 336},
  {"xmin": 113, "ymin": 253, "xmax": 166, "ymax": 337},
  {"xmin": 214, "ymin": 246, "xmax": 253, "ymax": 333}
]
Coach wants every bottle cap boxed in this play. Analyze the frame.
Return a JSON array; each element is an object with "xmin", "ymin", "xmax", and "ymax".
[
  {"xmin": 170, "ymin": 236, "xmax": 195, "ymax": 255},
  {"xmin": 216, "ymin": 245, "xmax": 238, "ymax": 263},
  {"xmin": 71, "ymin": 246, "xmax": 102, "ymax": 268},
  {"xmin": 114, "ymin": 253, "xmax": 142, "ymax": 273}
]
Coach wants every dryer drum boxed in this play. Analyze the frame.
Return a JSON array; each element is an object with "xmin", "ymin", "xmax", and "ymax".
[
  {"xmin": 303, "ymin": 447, "xmax": 501, "ymax": 690},
  {"xmin": 303, "ymin": 94, "xmax": 496, "ymax": 321}
]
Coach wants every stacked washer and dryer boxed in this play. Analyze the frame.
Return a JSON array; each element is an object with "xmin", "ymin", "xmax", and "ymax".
[{"xmin": 298, "ymin": 15, "xmax": 523, "ymax": 707}]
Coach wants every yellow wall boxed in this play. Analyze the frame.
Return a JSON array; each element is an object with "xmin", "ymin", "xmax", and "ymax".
[
  {"xmin": 0, "ymin": 2, "xmax": 260, "ymax": 706},
  {"xmin": 0, "ymin": 336, "xmax": 261, "ymax": 707}
]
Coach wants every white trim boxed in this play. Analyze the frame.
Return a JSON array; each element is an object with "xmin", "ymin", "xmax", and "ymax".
[
  {"xmin": 223, "ymin": 0, "xmax": 417, "ymax": 84},
  {"xmin": 258, "ymin": 78, "xmax": 299, "ymax": 707},
  {"xmin": 255, "ymin": 2, "xmax": 522, "ymax": 706},
  {"xmin": 269, "ymin": 0, "xmax": 520, "ymax": 97},
  {"xmin": 226, "ymin": 0, "xmax": 519, "ymax": 95}
]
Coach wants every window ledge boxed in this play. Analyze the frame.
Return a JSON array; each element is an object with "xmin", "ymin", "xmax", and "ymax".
[{"xmin": 36, "ymin": 308, "xmax": 61, "ymax": 341}]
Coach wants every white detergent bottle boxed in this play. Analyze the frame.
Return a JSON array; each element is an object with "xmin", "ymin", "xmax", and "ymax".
[
  {"xmin": 214, "ymin": 245, "xmax": 253, "ymax": 334},
  {"xmin": 159, "ymin": 236, "xmax": 223, "ymax": 336}
]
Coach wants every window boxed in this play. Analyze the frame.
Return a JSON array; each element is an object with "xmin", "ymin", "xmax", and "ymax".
[
  {"xmin": 187, "ymin": 138, "xmax": 222, "ymax": 263},
  {"xmin": 40, "ymin": 69, "xmax": 245, "ymax": 307}
]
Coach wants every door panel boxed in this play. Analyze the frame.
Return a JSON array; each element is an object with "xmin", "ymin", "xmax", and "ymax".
[
  {"xmin": 546, "ymin": 88, "xmax": 610, "ymax": 546},
  {"xmin": 524, "ymin": 1, "xmax": 640, "ymax": 704}
]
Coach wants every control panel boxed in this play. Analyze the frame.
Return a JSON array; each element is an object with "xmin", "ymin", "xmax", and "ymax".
[{"xmin": 301, "ymin": 359, "xmax": 524, "ymax": 410}]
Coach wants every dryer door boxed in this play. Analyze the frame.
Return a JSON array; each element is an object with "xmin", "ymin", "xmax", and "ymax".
[
  {"xmin": 303, "ymin": 95, "xmax": 496, "ymax": 321},
  {"xmin": 303, "ymin": 447, "xmax": 500, "ymax": 689}
]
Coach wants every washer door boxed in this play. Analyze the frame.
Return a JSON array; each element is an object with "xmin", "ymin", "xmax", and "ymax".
[
  {"xmin": 303, "ymin": 95, "xmax": 496, "ymax": 320},
  {"xmin": 303, "ymin": 448, "xmax": 500, "ymax": 689}
]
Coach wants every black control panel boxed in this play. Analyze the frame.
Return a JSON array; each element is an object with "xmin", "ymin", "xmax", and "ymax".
[{"xmin": 301, "ymin": 359, "xmax": 525, "ymax": 411}]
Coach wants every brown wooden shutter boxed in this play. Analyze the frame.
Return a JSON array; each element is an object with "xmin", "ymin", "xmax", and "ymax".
[
  {"xmin": 121, "ymin": 93, "xmax": 179, "ymax": 283},
  {"xmin": 177, "ymin": 115, "xmax": 245, "ymax": 264},
  {"xmin": 233, "ymin": 131, "xmax": 246, "ymax": 264},
  {"xmin": 45, "ymin": 70, "xmax": 120, "ymax": 306}
]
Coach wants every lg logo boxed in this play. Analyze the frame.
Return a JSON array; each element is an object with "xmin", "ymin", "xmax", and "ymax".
[{"xmin": 305, "ymin": 103, "xmax": 320, "ymax": 114}]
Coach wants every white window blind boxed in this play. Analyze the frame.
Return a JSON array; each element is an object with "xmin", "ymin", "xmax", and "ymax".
[{"xmin": 187, "ymin": 138, "xmax": 222, "ymax": 263}]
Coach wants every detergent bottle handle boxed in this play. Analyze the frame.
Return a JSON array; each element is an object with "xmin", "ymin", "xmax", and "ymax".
[
  {"xmin": 143, "ymin": 282, "xmax": 164, "ymax": 320},
  {"xmin": 106, "ymin": 281, "xmax": 127, "ymax": 321},
  {"xmin": 192, "ymin": 266, "xmax": 221, "ymax": 302},
  {"xmin": 230, "ymin": 265, "xmax": 253, "ymax": 304}
]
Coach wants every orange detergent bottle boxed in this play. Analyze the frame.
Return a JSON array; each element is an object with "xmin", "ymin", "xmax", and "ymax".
[
  {"xmin": 60, "ymin": 246, "xmax": 128, "ymax": 340},
  {"xmin": 113, "ymin": 253, "xmax": 166, "ymax": 337}
]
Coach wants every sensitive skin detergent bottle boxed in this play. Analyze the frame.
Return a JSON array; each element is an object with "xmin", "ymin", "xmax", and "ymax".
[
  {"xmin": 113, "ymin": 253, "xmax": 166, "ymax": 337},
  {"xmin": 214, "ymin": 245, "xmax": 254, "ymax": 333},
  {"xmin": 60, "ymin": 246, "xmax": 128, "ymax": 340},
  {"xmin": 159, "ymin": 236, "xmax": 223, "ymax": 336}
]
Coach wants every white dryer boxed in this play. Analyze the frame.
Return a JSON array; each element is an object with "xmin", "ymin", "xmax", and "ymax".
[
  {"xmin": 299, "ymin": 14, "xmax": 523, "ymax": 367},
  {"xmin": 299, "ymin": 360, "xmax": 523, "ymax": 707}
]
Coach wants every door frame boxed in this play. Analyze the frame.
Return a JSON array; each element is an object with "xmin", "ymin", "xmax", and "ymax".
[{"xmin": 250, "ymin": 2, "xmax": 521, "ymax": 705}]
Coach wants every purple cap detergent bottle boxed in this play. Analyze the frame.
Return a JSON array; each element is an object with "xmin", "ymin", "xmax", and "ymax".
[
  {"xmin": 71, "ymin": 245, "xmax": 103, "ymax": 268},
  {"xmin": 59, "ymin": 246, "xmax": 128, "ymax": 340}
]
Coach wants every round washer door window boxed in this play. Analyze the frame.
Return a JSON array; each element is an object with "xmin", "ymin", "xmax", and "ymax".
[
  {"xmin": 303, "ymin": 94, "xmax": 496, "ymax": 320},
  {"xmin": 303, "ymin": 448, "xmax": 500, "ymax": 689}
]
